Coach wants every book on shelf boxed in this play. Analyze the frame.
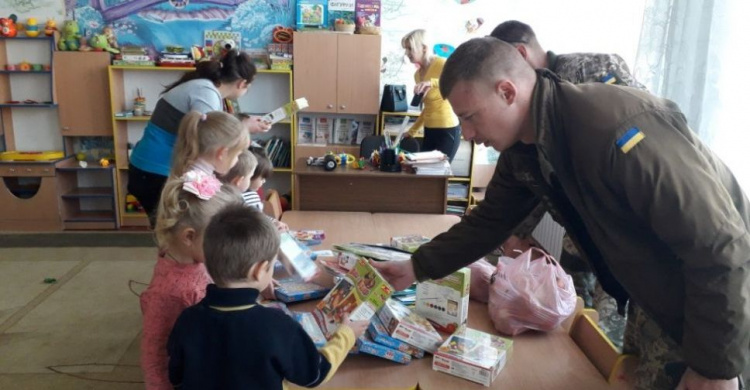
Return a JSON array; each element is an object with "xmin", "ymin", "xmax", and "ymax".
[
  {"xmin": 333, "ymin": 118, "xmax": 355, "ymax": 144},
  {"xmin": 315, "ymin": 117, "xmax": 332, "ymax": 144},
  {"xmin": 297, "ymin": 115, "xmax": 315, "ymax": 144},
  {"xmin": 259, "ymin": 137, "xmax": 291, "ymax": 168},
  {"xmin": 355, "ymin": 120, "xmax": 375, "ymax": 144}
]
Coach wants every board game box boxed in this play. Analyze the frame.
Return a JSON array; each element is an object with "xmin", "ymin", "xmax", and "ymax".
[
  {"xmin": 333, "ymin": 243, "xmax": 412, "ymax": 262},
  {"xmin": 390, "ymin": 235, "xmax": 431, "ymax": 253},
  {"xmin": 313, "ymin": 258, "xmax": 393, "ymax": 338},
  {"xmin": 275, "ymin": 277, "xmax": 330, "ymax": 303},
  {"xmin": 294, "ymin": 311, "xmax": 327, "ymax": 349},
  {"xmin": 432, "ymin": 326, "xmax": 513, "ymax": 387},
  {"xmin": 377, "ymin": 298, "xmax": 443, "ymax": 354},
  {"xmin": 368, "ymin": 315, "xmax": 425, "ymax": 358},
  {"xmin": 415, "ymin": 268, "xmax": 471, "ymax": 333},
  {"xmin": 357, "ymin": 333, "xmax": 412, "ymax": 364}
]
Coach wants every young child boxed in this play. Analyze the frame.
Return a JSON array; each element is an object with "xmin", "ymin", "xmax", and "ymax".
[
  {"xmin": 171, "ymin": 110, "xmax": 250, "ymax": 180},
  {"xmin": 167, "ymin": 205, "xmax": 368, "ymax": 389},
  {"xmin": 140, "ymin": 178, "xmax": 243, "ymax": 390},
  {"xmin": 222, "ymin": 147, "xmax": 289, "ymax": 231}
]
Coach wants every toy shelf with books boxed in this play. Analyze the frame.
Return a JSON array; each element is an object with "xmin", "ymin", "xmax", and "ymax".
[
  {"xmin": 295, "ymin": 113, "xmax": 378, "ymax": 157},
  {"xmin": 108, "ymin": 65, "xmax": 296, "ymax": 227}
]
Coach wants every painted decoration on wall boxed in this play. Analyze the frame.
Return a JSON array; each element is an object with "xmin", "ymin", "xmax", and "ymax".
[
  {"xmin": 433, "ymin": 43, "xmax": 455, "ymax": 58},
  {"xmin": 65, "ymin": 0, "xmax": 294, "ymax": 54}
]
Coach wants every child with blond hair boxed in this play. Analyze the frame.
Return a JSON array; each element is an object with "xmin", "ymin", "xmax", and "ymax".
[
  {"xmin": 168, "ymin": 205, "xmax": 367, "ymax": 389},
  {"xmin": 140, "ymin": 178, "xmax": 243, "ymax": 390}
]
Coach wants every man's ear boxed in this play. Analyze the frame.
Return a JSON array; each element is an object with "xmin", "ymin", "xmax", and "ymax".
[
  {"xmin": 515, "ymin": 44, "xmax": 528, "ymax": 60},
  {"xmin": 495, "ymin": 80, "xmax": 518, "ymax": 105}
]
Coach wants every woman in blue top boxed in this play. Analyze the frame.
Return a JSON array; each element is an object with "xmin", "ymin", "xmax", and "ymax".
[{"xmin": 128, "ymin": 50, "xmax": 268, "ymax": 227}]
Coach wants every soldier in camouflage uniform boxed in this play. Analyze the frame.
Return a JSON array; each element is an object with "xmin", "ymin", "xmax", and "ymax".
[{"xmin": 490, "ymin": 20, "xmax": 645, "ymax": 350}]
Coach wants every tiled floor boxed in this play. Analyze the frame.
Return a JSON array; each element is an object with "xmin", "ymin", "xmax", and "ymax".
[{"xmin": 0, "ymin": 247, "xmax": 156, "ymax": 389}]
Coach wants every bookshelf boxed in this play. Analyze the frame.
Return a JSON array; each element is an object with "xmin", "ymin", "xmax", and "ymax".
[{"xmin": 107, "ymin": 66, "xmax": 296, "ymax": 227}]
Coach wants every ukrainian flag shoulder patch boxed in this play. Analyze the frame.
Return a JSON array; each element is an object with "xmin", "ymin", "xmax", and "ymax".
[{"xmin": 616, "ymin": 127, "xmax": 645, "ymax": 154}]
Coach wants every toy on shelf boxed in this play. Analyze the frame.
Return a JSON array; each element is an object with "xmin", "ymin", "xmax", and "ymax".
[
  {"xmin": 211, "ymin": 39, "xmax": 236, "ymax": 60},
  {"xmin": 125, "ymin": 194, "xmax": 144, "ymax": 213},
  {"xmin": 18, "ymin": 61, "xmax": 31, "ymax": 71},
  {"xmin": 99, "ymin": 158, "xmax": 110, "ymax": 167},
  {"xmin": 4, "ymin": 64, "xmax": 16, "ymax": 70},
  {"xmin": 272, "ymin": 26, "xmax": 293, "ymax": 43},
  {"xmin": 0, "ymin": 14, "xmax": 18, "ymax": 37},
  {"xmin": 133, "ymin": 89, "xmax": 146, "ymax": 116},
  {"xmin": 102, "ymin": 26, "xmax": 118, "ymax": 49},
  {"xmin": 58, "ymin": 20, "xmax": 80, "ymax": 51},
  {"xmin": 44, "ymin": 19, "xmax": 57, "ymax": 36},
  {"xmin": 24, "ymin": 18, "xmax": 40, "ymax": 37},
  {"xmin": 90, "ymin": 33, "xmax": 119, "ymax": 53}
]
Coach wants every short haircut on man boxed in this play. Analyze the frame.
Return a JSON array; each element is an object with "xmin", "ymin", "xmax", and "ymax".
[
  {"xmin": 203, "ymin": 204, "xmax": 280, "ymax": 286},
  {"xmin": 490, "ymin": 20, "xmax": 537, "ymax": 45},
  {"xmin": 440, "ymin": 37, "xmax": 534, "ymax": 98}
]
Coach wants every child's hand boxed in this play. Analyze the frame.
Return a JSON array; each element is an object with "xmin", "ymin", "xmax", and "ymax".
[
  {"xmin": 244, "ymin": 115, "xmax": 272, "ymax": 134},
  {"xmin": 274, "ymin": 220, "xmax": 289, "ymax": 232},
  {"xmin": 341, "ymin": 314, "xmax": 368, "ymax": 339}
]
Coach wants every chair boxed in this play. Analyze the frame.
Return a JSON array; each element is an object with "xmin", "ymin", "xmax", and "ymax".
[
  {"xmin": 399, "ymin": 136, "xmax": 420, "ymax": 153},
  {"xmin": 263, "ymin": 189, "xmax": 283, "ymax": 220},
  {"xmin": 360, "ymin": 135, "xmax": 385, "ymax": 159}
]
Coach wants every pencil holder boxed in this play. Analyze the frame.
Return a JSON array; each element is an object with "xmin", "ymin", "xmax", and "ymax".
[{"xmin": 380, "ymin": 148, "xmax": 401, "ymax": 172}]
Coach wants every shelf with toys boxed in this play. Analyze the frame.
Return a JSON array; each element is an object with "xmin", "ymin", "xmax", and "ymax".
[{"xmin": 108, "ymin": 65, "xmax": 297, "ymax": 227}]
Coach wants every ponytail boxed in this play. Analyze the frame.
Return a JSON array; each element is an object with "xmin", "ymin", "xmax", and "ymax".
[
  {"xmin": 171, "ymin": 111, "xmax": 247, "ymax": 178},
  {"xmin": 162, "ymin": 50, "xmax": 257, "ymax": 94},
  {"xmin": 171, "ymin": 111, "xmax": 204, "ymax": 178}
]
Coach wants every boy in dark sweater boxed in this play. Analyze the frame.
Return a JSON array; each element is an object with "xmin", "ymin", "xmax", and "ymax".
[{"xmin": 167, "ymin": 205, "xmax": 367, "ymax": 390}]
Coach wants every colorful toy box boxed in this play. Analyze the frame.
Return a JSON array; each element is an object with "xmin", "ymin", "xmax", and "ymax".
[
  {"xmin": 432, "ymin": 326, "xmax": 513, "ymax": 387},
  {"xmin": 333, "ymin": 243, "xmax": 412, "ymax": 262},
  {"xmin": 368, "ymin": 315, "xmax": 425, "ymax": 358},
  {"xmin": 313, "ymin": 258, "xmax": 393, "ymax": 338},
  {"xmin": 275, "ymin": 277, "xmax": 330, "ymax": 303},
  {"xmin": 294, "ymin": 311, "xmax": 327, "ymax": 349},
  {"xmin": 415, "ymin": 268, "xmax": 471, "ymax": 333},
  {"xmin": 377, "ymin": 298, "xmax": 443, "ymax": 354},
  {"xmin": 390, "ymin": 235, "xmax": 431, "ymax": 253},
  {"xmin": 357, "ymin": 333, "xmax": 412, "ymax": 364},
  {"xmin": 296, "ymin": 0, "xmax": 328, "ymax": 30}
]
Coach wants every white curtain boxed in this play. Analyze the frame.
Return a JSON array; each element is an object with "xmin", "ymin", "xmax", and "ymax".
[{"xmin": 635, "ymin": 0, "xmax": 750, "ymax": 190}]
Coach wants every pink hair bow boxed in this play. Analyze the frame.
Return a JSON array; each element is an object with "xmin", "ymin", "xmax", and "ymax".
[{"xmin": 182, "ymin": 170, "xmax": 222, "ymax": 200}]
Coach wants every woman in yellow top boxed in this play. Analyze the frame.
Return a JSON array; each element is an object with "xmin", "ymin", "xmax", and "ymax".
[{"xmin": 402, "ymin": 29, "xmax": 462, "ymax": 161}]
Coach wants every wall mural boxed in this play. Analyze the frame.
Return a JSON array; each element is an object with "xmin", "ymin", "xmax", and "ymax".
[{"xmin": 64, "ymin": 0, "xmax": 294, "ymax": 54}]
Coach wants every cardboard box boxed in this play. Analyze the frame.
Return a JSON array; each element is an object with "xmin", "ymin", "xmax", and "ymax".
[
  {"xmin": 275, "ymin": 277, "xmax": 330, "ymax": 303},
  {"xmin": 294, "ymin": 312, "xmax": 327, "ymax": 349},
  {"xmin": 313, "ymin": 258, "xmax": 393, "ymax": 338},
  {"xmin": 390, "ymin": 235, "xmax": 431, "ymax": 253},
  {"xmin": 357, "ymin": 333, "xmax": 412, "ymax": 364},
  {"xmin": 377, "ymin": 299, "xmax": 443, "ymax": 353},
  {"xmin": 368, "ymin": 315, "xmax": 425, "ymax": 358},
  {"xmin": 415, "ymin": 268, "xmax": 471, "ymax": 333},
  {"xmin": 262, "ymin": 98, "xmax": 308, "ymax": 125},
  {"xmin": 432, "ymin": 326, "xmax": 513, "ymax": 387}
]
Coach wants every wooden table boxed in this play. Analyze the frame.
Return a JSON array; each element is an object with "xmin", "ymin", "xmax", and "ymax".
[
  {"xmin": 282, "ymin": 211, "xmax": 614, "ymax": 389},
  {"xmin": 293, "ymin": 159, "xmax": 449, "ymax": 214}
]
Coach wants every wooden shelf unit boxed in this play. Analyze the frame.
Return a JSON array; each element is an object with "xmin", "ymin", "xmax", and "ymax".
[
  {"xmin": 108, "ymin": 66, "xmax": 296, "ymax": 227},
  {"xmin": 56, "ymin": 158, "xmax": 118, "ymax": 230}
]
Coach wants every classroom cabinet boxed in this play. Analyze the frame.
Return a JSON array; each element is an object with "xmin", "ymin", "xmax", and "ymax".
[
  {"xmin": 54, "ymin": 52, "xmax": 112, "ymax": 136},
  {"xmin": 293, "ymin": 32, "xmax": 381, "ymax": 115}
]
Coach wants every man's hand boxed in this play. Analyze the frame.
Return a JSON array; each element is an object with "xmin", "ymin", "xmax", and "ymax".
[
  {"xmin": 676, "ymin": 368, "xmax": 739, "ymax": 390},
  {"xmin": 369, "ymin": 259, "xmax": 416, "ymax": 291},
  {"xmin": 243, "ymin": 115, "xmax": 272, "ymax": 134},
  {"xmin": 414, "ymin": 81, "xmax": 432, "ymax": 95}
]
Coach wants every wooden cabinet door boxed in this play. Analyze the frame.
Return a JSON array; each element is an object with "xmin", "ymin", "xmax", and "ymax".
[
  {"xmin": 336, "ymin": 34, "xmax": 381, "ymax": 115},
  {"xmin": 54, "ymin": 52, "xmax": 112, "ymax": 136},
  {"xmin": 293, "ymin": 32, "xmax": 338, "ymax": 114}
]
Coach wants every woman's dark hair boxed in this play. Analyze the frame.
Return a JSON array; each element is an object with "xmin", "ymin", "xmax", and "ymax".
[
  {"xmin": 163, "ymin": 50, "xmax": 257, "ymax": 94},
  {"xmin": 249, "ymin": 146, "xmax": 273, "ymax": 180}
]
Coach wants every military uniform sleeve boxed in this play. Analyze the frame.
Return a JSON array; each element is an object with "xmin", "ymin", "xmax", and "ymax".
[
  {"xmin": 412, "ymin": 154, "xmax": 540, "ymax": 281},
  {"xmin": 607, "ymin": 53, "xmax": 647, "ymax": 90},
  {"xmin": 608, "ymin": 111, "xmax": 750, "ymax": 379}
]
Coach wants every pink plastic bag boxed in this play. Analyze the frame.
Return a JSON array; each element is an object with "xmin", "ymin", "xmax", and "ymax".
[
  {"xmin": 488, "ymin": 248, "xmax": 577, "ymax": 336},
  {"xmin": 467, "ymin": 258, "xmax": 495, "ymax": 303}
]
